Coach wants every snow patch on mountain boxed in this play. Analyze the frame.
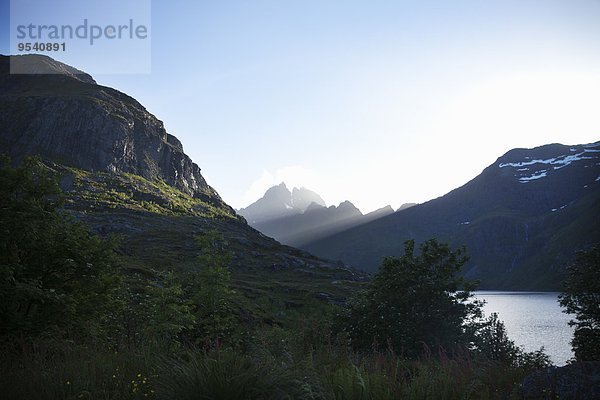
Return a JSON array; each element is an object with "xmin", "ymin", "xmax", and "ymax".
[
  {"xmin": 499, "ymin": 152, "xmax": 593, "ymax": 169},
  {"xmin": 499, "ymin": 145, "xmax": 600, "ymax": 184},
  {"xmin": 519, "ymin": 171, "xmax": 547, "ymax": 183}
]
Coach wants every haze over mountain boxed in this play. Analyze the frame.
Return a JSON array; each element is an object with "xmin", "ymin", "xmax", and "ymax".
[
  {"xmin": 303, "ymin": 141, "xmax": 600, "ymax": 290},
  {"xmin": 238, "ymin": 184, "xmax": 396, "ymax": 247},
  {"xmin": 237, "ymin": 183, "xmax": 325, "ymax": 224}
]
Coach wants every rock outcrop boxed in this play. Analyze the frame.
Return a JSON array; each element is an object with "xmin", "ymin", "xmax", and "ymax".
[
  {"xmin": 520, "ymin": 362, "xmax": 600, "ymax": 399},
  {"xmin": 0, "ymin": 54, "xmax": 227, "ymax": 209}
]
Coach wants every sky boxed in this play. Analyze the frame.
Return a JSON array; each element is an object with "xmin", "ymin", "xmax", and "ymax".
[{"xmin": 2, "ymin": 0, "xmax": 600, "ymax": 212}]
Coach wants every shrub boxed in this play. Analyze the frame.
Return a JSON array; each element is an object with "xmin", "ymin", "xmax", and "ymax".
[
  {"xmin": 0, "ymin": 157, "xmax": 120, "ymax": 340},
  {"xmin": 338, "ymin": 239, "xmax": 481, "ymax": 356},
  {"xmin": 559, "ymin": 245, "xmax": 600, "ymax": 361}
]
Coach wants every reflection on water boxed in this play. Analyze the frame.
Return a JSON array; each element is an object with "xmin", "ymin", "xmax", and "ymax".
[{"xmin": 474, "ymin": 291, "xmax": 574, "ymax": 366}]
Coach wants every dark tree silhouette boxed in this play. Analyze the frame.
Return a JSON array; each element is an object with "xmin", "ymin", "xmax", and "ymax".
[
  {"xmin": 559, "ymin": 245, "xmax": 600, "ymax": 361},
  {"xmin": 339, "ymin": 239, "xmax": 481, "ymax": 356}
]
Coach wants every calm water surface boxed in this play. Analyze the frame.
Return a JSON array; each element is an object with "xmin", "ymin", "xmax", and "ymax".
[{"xmin": 474, "ymin": 291, "xmax": 574, "ymax": 366}]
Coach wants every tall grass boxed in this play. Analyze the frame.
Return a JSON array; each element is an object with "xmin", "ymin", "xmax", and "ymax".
[
  {"xmin": 0, "ymin": 340, "xmax": 158, "ymax": 400},
  {"xmin": 156, "ymin": 349, "xmax": 273, "ymax": 400},
  {"xmin": 0, "ymin": 328, "xmax": 535, "ymax": 400}
]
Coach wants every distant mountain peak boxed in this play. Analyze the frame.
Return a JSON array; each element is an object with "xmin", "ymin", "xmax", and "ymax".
[
  {"xmin": 337, "ymin": 200, "xmax": 361, "ymax": 213},
  {"xmin": 238, "ymin": 184, "xmax": 396, "ymax": 243},
  {"xmin": 239, "ymin": 182, "xmax": 326, "ymax": 224},
  {"xmin": 291, "ymin": 186, "xmax": 326, "ymax": 211},
  {"xmin": 266, "ymin": 182, "xmax": 291, "ymax": 196},
  {"xmin": 368, "ymin": 205, "xmax": 395, "ymax": 215},
  {"xmin": 305, "ymin": 201, "xmax": 326, "ymax": 212},
  {"xmin": 362, "ymin": 205, "xmax": 395, "ymax": 223},
  {"xmin": 397, "ymin": 203, "xmax": 417, "ymax": 212}
]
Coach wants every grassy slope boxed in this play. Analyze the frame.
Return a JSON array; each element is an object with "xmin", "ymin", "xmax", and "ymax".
[{"xmin": 50, "ymin": 162, "xmax": 367, "ymax": 325}]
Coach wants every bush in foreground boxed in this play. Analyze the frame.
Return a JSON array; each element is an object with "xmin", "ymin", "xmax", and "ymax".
[{"xmin": 559, "ymin": 245, "xmax": 600, "ymax": 361}]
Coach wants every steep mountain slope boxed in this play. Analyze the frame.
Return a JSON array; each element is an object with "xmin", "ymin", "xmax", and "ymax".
[
  {"xmin": 240, "ymin": 184, "xmax": 395, "ymax": 247},
  {"xmin": 0, "ymin": 54, "xmax": 365, "ymax": 314},
  {"xmin": 0, "ymin": 55, "xmax": 228, "ymax": 208},
  {"xmin": 304, "ymin": 142, "xmax": 600, "ymax": 290}
]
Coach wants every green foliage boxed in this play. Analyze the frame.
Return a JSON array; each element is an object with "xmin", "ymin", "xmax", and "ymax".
[
  {"xmin": 156, "ymin": 349, "xmax": 273, "ymax": 400},
  {"xmin": 0, "ymin": 159, "xmax": 552, "ymax": 398},
  {"xmin": 195, "ymin": 230, "xmax": 234, "ymax": 269},
  {"xmin": 0, "ymin": 157, "xmax": 120, "ymax": 339},
  {"xmin": 0, "ymin": 342, "xmax": 159, "ymax": 400},
  {"xmin": 323, "ymin": 364, "xmax": 397, "ymax": 400},
  {"xmin": 185, "ymin": 231, "xmax": 240, "ymax": 345},
  {"xmin": 559, "ymin": 245, "xmax": 600, "ymax": 361},
  {"xmin": 0, "ymin": 323, "xmax": 545, "ymax": 400},
  {"xmin": 339, "ymin": 239, "xmax": 481, "ymax": 356},
  {"xmin": 471, "ymin": 313, "xmax": 519, "ymax": 364},
  {"xmin": 471, "ymin": 313, "xmax": 551, "ymax": 369},
  {"xmin": 107, "ymin": 271, "xmax": 195, "ymax": 349},
  {"xmin": 141, "ymin": 272, "xmax": 196, "ymax": 345},
  {"xmin": 70, "ymin": 168, "xmax": 235, "ymax": 219}
]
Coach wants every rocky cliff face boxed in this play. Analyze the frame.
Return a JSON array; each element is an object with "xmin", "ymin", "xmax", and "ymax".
[{"xmin": 0, "ymin": 54, "xmax": 226, "ymax": 209}]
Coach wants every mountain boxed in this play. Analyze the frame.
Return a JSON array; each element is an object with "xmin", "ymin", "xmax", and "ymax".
[
  {"xmin": 0, "ymin": 54, "xmax": 366, "ymax": 313},
  {"xmin": 303, "ymin": 142, "xmax": 600, "ymax": 290},
  {"xmin": 250, "ymin": 199, "xmax": 362, "ymax": 247},
  {"xmin": 1, "ymin": 55, "xmax": 227, "ymax": 209},
  {"xmin": 292, "ymin": 186, "xmax": 327, "ymax": 212},
  {"xmin": 366, "ymin": 205, "xmax": 397, "ymax": 219},
  {"xmin": 239, "ymin": 185, "xmax": 395, "ymax": 247},
  {"xmin": 397, "ymin": 203, "xmax": 417, "ymax": 212},
  {"xmin": 237, "ymin": 183, "xmax": 325, "ymax": 224}
]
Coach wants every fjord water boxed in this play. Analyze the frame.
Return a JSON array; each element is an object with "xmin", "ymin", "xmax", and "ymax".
[{"xmin": 474, "ymin": 291, "xmax": 574, "ymax": 366}]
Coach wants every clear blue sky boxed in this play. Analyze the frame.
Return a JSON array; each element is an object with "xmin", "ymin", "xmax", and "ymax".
[{"xmin": 2, "ymin": 0, "xmax": 600, "ymax": 212}]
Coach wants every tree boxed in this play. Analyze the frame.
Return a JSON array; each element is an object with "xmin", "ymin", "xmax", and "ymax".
[
  {"xmin": 0, "ymin": 157, "xmax": 120, "ymax": 339},
  {"xmin": 185, "ymin": 230, "xmax": 239, "ymax": 345},
  {"xmin": 339, "ymin": 239, "xmax": 481, "ymax": 356},
  {"xmin": 559, "ymin": 245, "xmax": 600, "ymax": 361},
  {"xmin": 107, "ymin": 271, "xmax": 195, "ymax": 348}
]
